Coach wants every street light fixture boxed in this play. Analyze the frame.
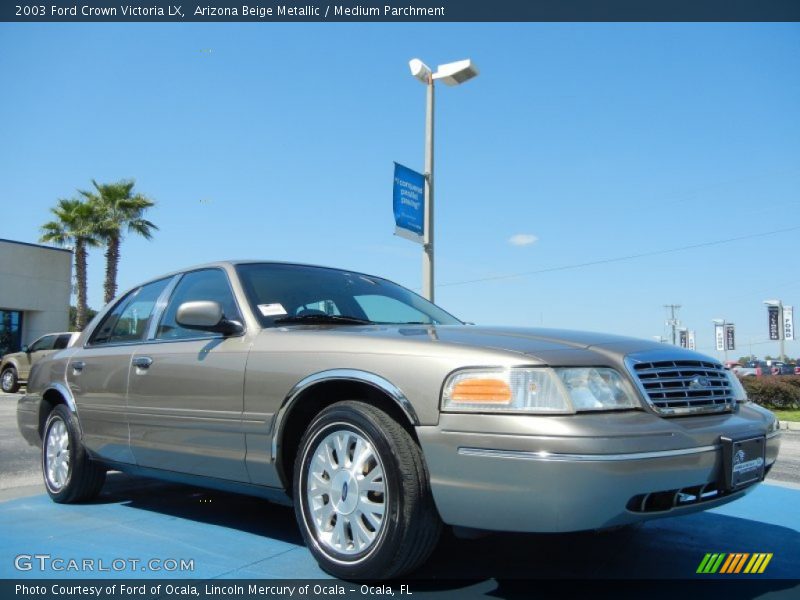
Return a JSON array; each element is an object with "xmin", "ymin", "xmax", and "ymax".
[{"xmin": 408, "ymin": 57, "xmax": 479, "ymax": 301}]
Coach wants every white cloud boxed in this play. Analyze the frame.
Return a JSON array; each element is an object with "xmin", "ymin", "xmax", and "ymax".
[{"xmin": 508, "ymin": 233, "xmax": 538, "ymax": 247}]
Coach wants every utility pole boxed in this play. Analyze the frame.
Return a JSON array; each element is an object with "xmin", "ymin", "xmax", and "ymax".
[{"xmin": 664, "ymin": 304, "xmax": 681, "ymax": 346}]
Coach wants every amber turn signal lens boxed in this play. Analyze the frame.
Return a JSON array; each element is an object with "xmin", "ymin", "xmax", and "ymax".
[{"xmin": 450, "ymin": 378, "xmax": 512, "ymax": 404}]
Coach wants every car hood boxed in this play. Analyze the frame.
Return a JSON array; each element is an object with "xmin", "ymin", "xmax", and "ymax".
[
  {"xmin": 269, "ymin": 324, "xmax": 703, "ymax": 364},
  {"xmin": 1, "ymin": 351, "xmax": 25, "ymax": 363}
]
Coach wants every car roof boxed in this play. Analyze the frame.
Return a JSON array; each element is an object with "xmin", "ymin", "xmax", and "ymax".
[{"xmin": 128, "ymin": 260, "xmax": 391, "ymax": 292}]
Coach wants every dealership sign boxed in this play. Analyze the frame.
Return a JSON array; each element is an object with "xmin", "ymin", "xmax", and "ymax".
[
  {"xmin": 688, "ymin": 330, "xmax": 696, "ymax": 350},
  {"xmin": 768, "ymin": 305, "xmax": 781, "ymax": 341},
  {"xmin": 679, "ymin": 330, "xmax": 688, "ymax": 348},
  {"xmin": 784, "ymin": 306, "xmax": 794, "ymax": 341},
  {"xmin": 725, "ymin": 324, "xmax": 735, "ymax": 351},
  {"xmin": 715, "ymin": 324, "xmax": 725, "ymax": 351},
  {"xmin": 392, "ymin": 162, "xmax": 425, "ymax": 244}
]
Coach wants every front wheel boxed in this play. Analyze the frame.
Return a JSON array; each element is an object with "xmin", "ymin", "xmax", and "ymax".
[
  {"xmin": 293, "ymin": 401, "xmax": 441, "ymax": 579},
  {"xmin": 42, "ymin": 404, "xmax": 106, "ymax": 503},
  {"xmin": 1, "ymin": 367, "xmax": 19, "ymax": 393}
]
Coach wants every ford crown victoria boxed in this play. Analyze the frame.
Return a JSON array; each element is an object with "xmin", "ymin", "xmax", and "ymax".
[{"xmin": 17, "ymin": 261, "xmax": 781, "ymax": 578}]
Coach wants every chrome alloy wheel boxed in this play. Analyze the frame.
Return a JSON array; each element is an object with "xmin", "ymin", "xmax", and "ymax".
[
  {"xmin": 305, "ymin": 428, "xmax": 387, "ymax": 556},
  {"xmin": 45, "ymin": 418, "xmax": 70, "ymax": 491},
  {"xmin": 1, "ymin": 369, "xmax": 14, "ymax": 392}
]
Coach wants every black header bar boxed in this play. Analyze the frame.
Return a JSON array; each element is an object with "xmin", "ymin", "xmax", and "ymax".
[{"xmin": 3, "ymin": 0, "xmax": 800, "ymax": 22}]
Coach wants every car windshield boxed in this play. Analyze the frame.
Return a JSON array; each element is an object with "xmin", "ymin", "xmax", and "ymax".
[{"xmin": 235, "ymin": 263, "xmax": 462, "ymax": 327}]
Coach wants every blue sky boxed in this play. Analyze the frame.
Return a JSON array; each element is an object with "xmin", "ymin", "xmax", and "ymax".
[{"xmin": 1, "ymin": 23, "xmax": 799, "ymax": 359}]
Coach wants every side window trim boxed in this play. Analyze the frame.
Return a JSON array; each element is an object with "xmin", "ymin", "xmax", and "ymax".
[{"xmin": 145, "ymin": 274, "xmax": 182, "ymax": 341}]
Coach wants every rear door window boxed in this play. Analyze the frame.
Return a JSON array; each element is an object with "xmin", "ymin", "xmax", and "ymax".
[
  {"xmin": 90, "ymin": 279, "xmax": 171, "ymax": 345},
  {"xmin": 53, "ymin": 334, "xmax": 73, "ymax": 350}
]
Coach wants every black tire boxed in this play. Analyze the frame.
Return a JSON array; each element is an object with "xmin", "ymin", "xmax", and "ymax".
[
  {"xmin": 293, "ymin": 400, "xmax": 442, "ymax": 579},
  {"xmin": 42, "ymin": 404, "xmax": 106, "ymax": 503},
  {"xmin": 1, "ymin": 366, "xmax": 19, "ymax": 393}
]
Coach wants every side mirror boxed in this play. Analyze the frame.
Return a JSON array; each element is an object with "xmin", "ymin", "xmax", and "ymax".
[
  {"xmin": 176, "ymin": 301, "xmax": 243, "ymax": 335},
  {"xmin": 21, "ymin": 345, "xmax": 29, "ymax": 353}
]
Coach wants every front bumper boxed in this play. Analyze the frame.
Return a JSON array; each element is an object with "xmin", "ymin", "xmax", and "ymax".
[{"xmin": 417, "ymin": 404, "xmax": 780, "ymax": 532}]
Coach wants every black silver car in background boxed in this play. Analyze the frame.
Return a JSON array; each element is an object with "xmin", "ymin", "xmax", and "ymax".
[
  {"xmin": 770, "ymin": 363, "xmax": 795, "ymax": 376},
  {"xmin": 17, "ymin": 261, "xmax": 781, "ymax": 579}
]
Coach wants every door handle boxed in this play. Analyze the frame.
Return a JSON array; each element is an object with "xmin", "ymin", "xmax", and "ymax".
[
  {"xmin": 71, "ymin": 361, "xmax": 85, "ymax": 372},
  {"xmin": 132, "ymin": 356, "xmax": 153, "ymax": 369}
]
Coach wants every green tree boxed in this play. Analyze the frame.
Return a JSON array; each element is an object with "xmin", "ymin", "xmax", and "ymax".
[
  {"xmin": 69, "ymin": 305, "xmax": 98, "ymax": 331},
  {"xmin": 40, "ymin": 199, "xmax": 101, "ymax": 331},
  {"xmin": 81, "ymin": 179, "xmax": 158, "ymax": 304}
]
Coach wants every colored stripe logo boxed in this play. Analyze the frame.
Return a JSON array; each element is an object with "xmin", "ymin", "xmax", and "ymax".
[{"xmin": 697, "ymin": 553, "xmax": 773, "ymax": 574}]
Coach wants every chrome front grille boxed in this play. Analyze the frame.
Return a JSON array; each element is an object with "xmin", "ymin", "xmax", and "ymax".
[{"xmin": 629, "ymin": 359, "xmax": 734, "ymax": 416}]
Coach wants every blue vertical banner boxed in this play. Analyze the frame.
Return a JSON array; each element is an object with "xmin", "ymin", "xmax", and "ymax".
[{"xmin": 393, "ymin": 162, "xmax": 425, "ymax": 244}]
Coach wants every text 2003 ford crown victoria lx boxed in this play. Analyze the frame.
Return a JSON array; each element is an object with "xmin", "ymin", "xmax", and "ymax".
[{"xmin": 18, "ymin": 262, "xmax": 780, "ymax": 578}]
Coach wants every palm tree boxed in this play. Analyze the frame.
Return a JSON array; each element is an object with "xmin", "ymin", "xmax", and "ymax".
[
  {"xmin": 81, "ymin": 179, "xmax": 158, "ymax": 304},
  {"xmin": 40, "ymin": 199, "xmax": 101, "ymax": 330}
]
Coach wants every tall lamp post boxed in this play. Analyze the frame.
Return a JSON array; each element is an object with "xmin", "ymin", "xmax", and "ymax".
[
  {"xmin": 408, "ymin": 58, "xmax": 479, "ymax": 301},
  {"xmin": 763, "ymin": 299, "xmax": 785, "ymax": 362}
]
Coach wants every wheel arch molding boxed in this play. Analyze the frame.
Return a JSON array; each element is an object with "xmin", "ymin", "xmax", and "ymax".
[
  {"xmin": 272, "ymin": 369, "xmax": 420, "ymax": 489},
  {"xmin": 38, "ymin": 382, "xmax": 82, "ymax": 439}
]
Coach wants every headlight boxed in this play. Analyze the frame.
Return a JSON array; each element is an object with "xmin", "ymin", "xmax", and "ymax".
[
  {"xmin": 726, "ymin": 370, "xmax": 748, "ymax": 403},
  {"xmin": 442, "ymin": 367, "xmax": 640, "ymax": 414},
  {"xmin": 556, "ymin": 367, "xmax": 639, "ymax": 411}
]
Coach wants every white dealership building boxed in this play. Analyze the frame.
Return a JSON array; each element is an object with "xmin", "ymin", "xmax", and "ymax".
[{"xmin": 0, "ymin": 239, "xmax": 72, "ymax": 356}]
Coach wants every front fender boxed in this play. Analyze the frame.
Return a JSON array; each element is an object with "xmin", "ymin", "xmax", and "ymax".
[{"xmin": 271, "ymin": 368, "xmax": 419, "ymax": 461}]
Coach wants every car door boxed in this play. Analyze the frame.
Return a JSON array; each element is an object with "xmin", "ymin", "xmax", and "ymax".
[
  {"xmin": 67, "ymin": 278, "xmax": 173, "ymax": 463},
  {"xmin": 126, "ymin": 267, "xmax": 251, "ymax": 482}
]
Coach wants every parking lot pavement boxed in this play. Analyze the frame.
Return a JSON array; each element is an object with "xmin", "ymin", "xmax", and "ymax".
[
  {"xmin": 0, "ymin": 473, "xmax": 327, "ymax": 579},
  {"xmin": 0, "ymin": 471, "xmax": 798, "ymax": 582},
  {"xmin": 1, "ymin": 390, "xmax": 798, "ymax": 586},
  {"xmin": 0, "ymin": 392, "xmax": 42, "ymax": 493}
]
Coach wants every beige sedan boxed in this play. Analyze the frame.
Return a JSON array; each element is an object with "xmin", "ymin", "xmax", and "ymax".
[{"xmin": 17, "ymin": 261, "xmax": 780, "ymax": 579}]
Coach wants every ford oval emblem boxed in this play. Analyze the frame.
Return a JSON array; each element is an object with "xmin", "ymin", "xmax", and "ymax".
[{"xmin": 689, "ymin": 376, "xmax": 711, "ymax": 389}]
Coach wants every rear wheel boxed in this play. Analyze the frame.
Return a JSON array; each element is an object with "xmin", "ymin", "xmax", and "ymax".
[
  {"xmin": 1, "ymin": 367, "xmax": 19, "ymax": 393},
  {"xmin": 293, "ymin": 401, "xmax": 441, "ymax": 579},
  {"xmin": 43, "ymin": 405, "xmax": 106, "ymax": 503}
]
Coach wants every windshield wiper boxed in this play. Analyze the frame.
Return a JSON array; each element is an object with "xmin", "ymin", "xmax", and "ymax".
[{"xmin": 274, "ymin": 314, "xmax": 373, "ymax": 325}]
